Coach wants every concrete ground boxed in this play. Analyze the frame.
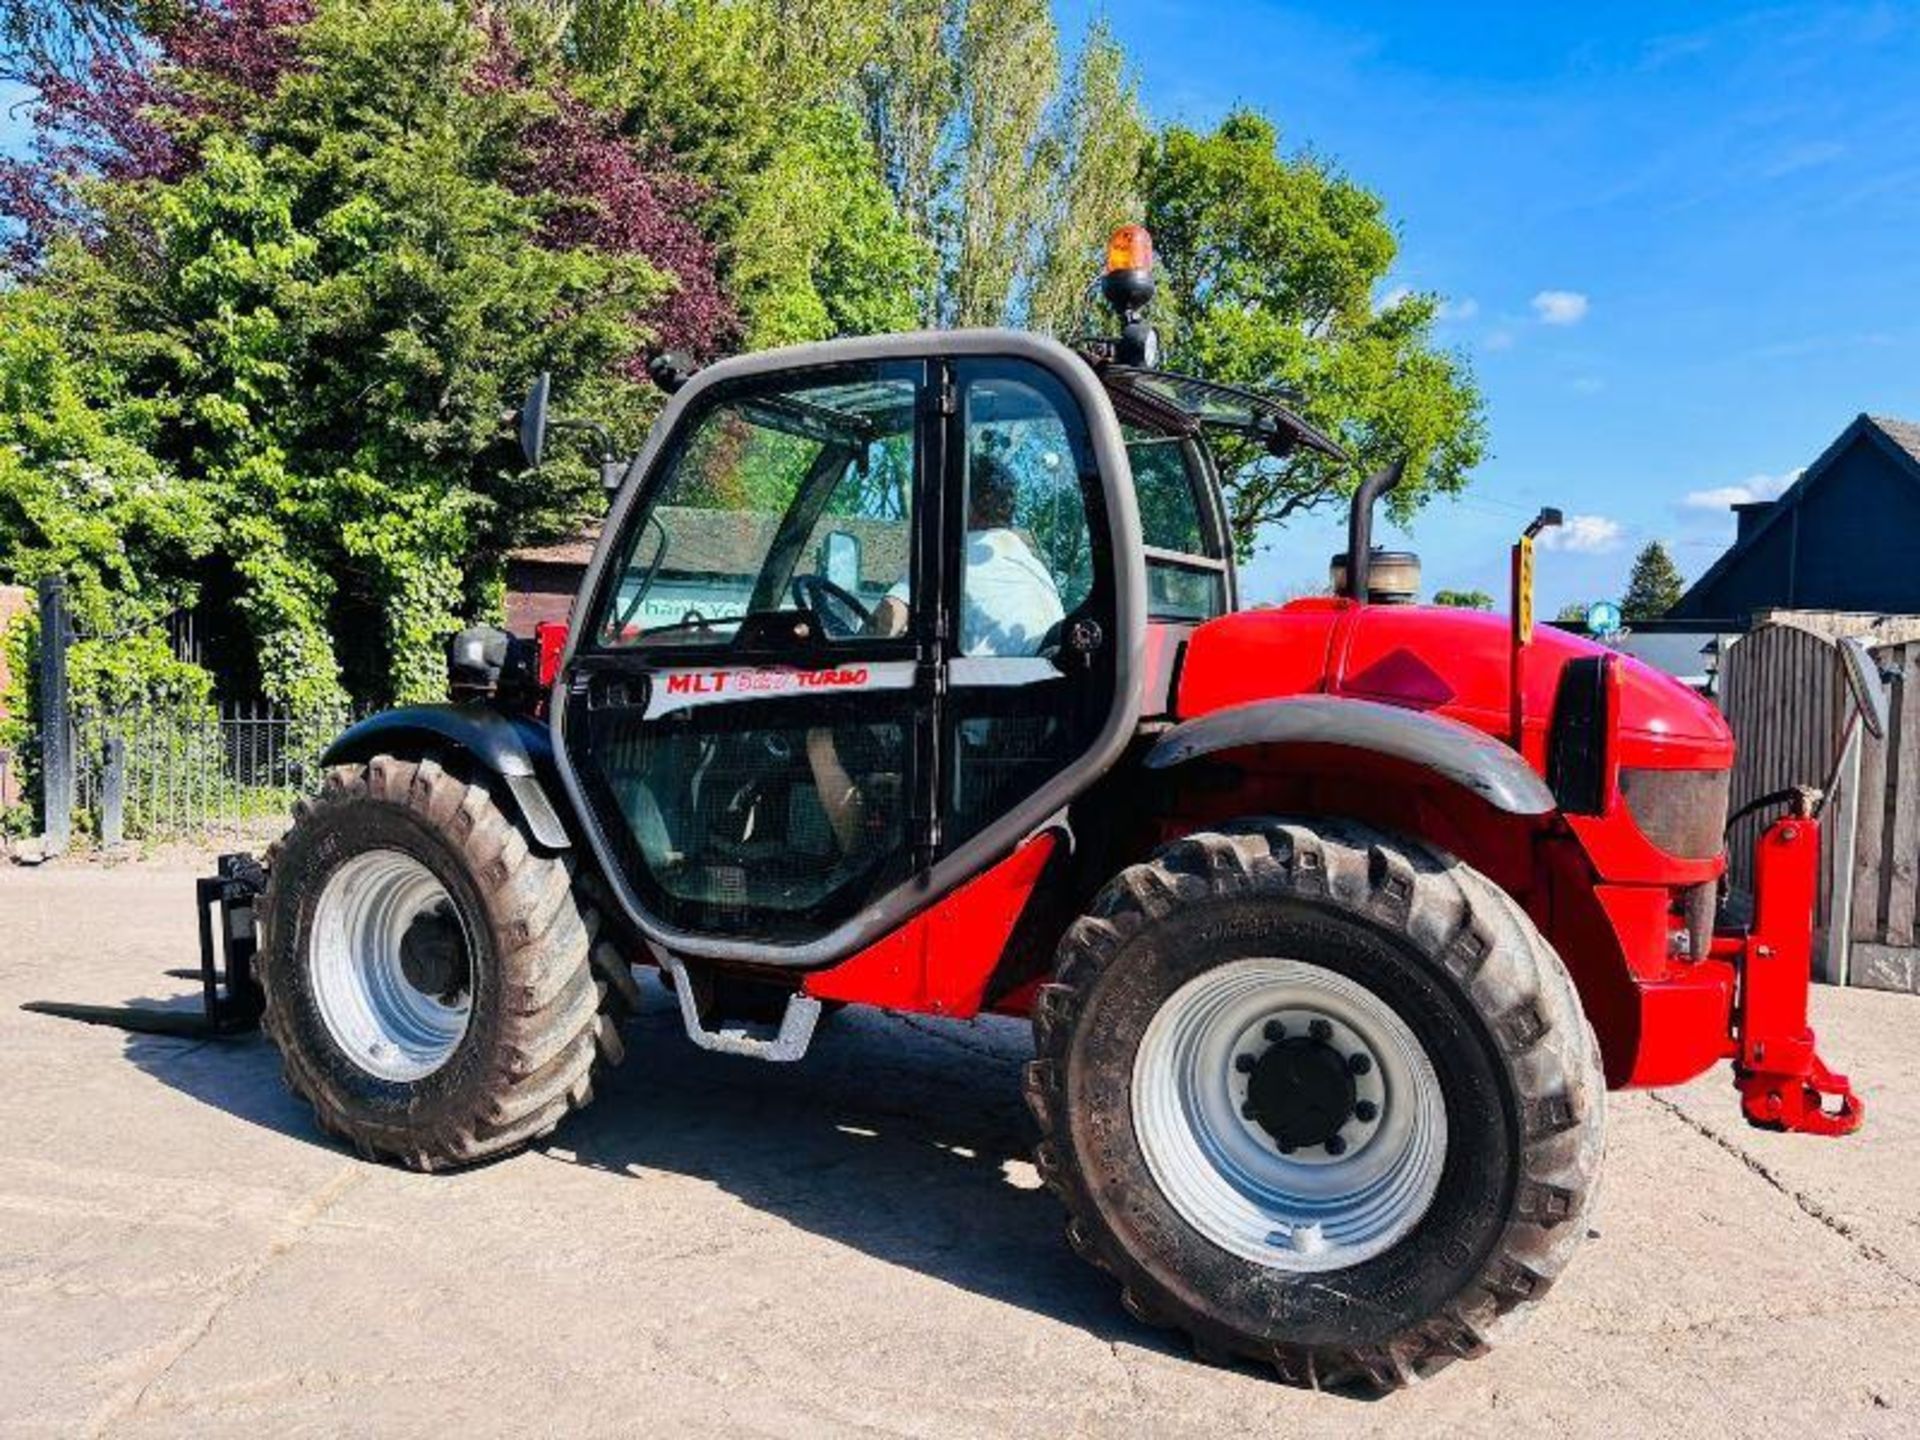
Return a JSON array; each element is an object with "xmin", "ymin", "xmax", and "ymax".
[{"xmin": 2, "ymin": 858, "xmax": 1918, "ymax": 1439}]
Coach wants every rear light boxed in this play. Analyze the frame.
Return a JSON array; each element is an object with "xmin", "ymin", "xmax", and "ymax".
[
  {"xmin": 535, "ymin": 621, "xmax": 569, "ymax": 689},
  {"xmin": 1619, "ymin": 767, "xmax": 1731, "ymax": 861}
]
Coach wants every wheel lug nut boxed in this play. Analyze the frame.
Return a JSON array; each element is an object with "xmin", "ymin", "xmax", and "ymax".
[
  {"xmin": 1308, "ymin": 1018, "xmax": 1332, "ymax": 1043},
  {"xmin": 1262, "ymin": 1019, "xmax": 1286, "ymax": 1042},
  {"xmin": 1241, "ymin": 1100, "xmax": 1258, "ymax": 1120},
  {"xmin": 1277, "ymin": 1141, "xmax": 1296, "ymax": 1155},
  {"xmin": 1354, "ymin": 1100, "xmax": 1378, "ymax": 1122},
  {"xmin": 1324, "ymin": 1134, "xmax": 1347, "ymax": 1156},
  {"xmin": 1347, "ymin": 1052, "xmax": 1372, "ymax": 1076},
  {"xmin": 1234, "ymin": 1053, "xmax": 1256, "ymax": 1074}
]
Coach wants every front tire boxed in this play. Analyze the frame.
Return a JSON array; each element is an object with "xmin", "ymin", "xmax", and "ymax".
[
  {"xmin": 1026, "ymin": 818, "xmax": 1604, "ymax": 1390},
  {"xmin": 258, "ymin": 755, "xmax": 622, "ymax": 1170}
]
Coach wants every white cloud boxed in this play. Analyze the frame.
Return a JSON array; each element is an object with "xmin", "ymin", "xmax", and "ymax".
[
  {"xmin": 1375, "ymin": 284, "xmax": 1414, "ymax": 313},
  {"xmin": 1482, "ymin": 327, "xmax": 1516, "ymax": 352},
  {"xmin": 1531, "ymin": 290, "xmax": 1590, "ymax": 326},
  {"xmin": 1436, "ymin": 296, "xmax": 1480, "ymax": 322},
  {"xmin": 1682, "ymin": 469, "xmax": 1800, "ymax": 510},
  {"xmin": 1539, "ymin": 514, "xmax": 1625, "ymax": 554},
  {"xmin": 1570, "ymin": 376, "xmax": 1605, "ymax": 394},
  {"xmin": 1763, "ymin": 141, "xmax": 1845, "ymax": 179}
]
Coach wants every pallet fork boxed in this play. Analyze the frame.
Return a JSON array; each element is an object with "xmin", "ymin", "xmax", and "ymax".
[{"xmin": 24, "ymin": 853, "xmax": 266, "ymax": 1038}]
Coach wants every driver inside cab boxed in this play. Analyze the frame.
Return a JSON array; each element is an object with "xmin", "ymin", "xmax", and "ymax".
[
  {"xmin": 805, "ymin": 453, "xmax": 1064, "ymax": 852},
  {"xmin": 862, "ymin": 453, "xmax": 1065, "ymax": 655}
]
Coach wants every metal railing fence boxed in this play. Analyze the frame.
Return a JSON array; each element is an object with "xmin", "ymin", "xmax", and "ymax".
[{"xmin": 69, "ymin": 702, "xmax": 362, "ymax": 840}]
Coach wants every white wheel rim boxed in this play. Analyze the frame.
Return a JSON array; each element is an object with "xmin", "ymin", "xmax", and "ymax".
[
  {"xmin": 1131, "ymin": 958, "xmax": 1447, "ymax": 1272},
  {"xmin": 310, "ymin": 849, "xmax": 473, "ymax": 1082}
]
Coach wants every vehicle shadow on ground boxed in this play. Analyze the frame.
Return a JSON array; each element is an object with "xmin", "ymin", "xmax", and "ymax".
[
  {"xmin": 549, "ymin": 988, "xmax": 1181, "ymax": 1354},
  {"xmin": 105, "ymin": 979, "xmax": 1226, "ymax": 1372}
]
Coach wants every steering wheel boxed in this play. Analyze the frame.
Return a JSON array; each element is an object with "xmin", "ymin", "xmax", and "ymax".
[{"xmin": 791, "ymin": 575, "xmax": 873, "ymax": 639}]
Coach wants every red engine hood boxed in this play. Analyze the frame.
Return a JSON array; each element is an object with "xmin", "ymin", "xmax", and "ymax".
[{"xmin": 1175, "ymin": 598, "xmax": 1732, "ymax": 772}]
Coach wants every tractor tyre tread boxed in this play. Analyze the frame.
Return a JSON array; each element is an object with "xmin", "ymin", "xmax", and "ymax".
[
  {"xmin": 1026, "ymin": 816, "xmax": 1604, "ymax": 1393},
  {"xmin": 258, "ymin": 754, "xmax": 629, "ymax": 1172}
]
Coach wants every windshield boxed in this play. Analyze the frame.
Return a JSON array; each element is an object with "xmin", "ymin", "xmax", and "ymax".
[{"xmin": 594, "ymin": 368, "xmax": 918, "ymax": 647}]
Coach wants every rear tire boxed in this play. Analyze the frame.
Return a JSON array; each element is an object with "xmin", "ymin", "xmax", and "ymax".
[
  {"xmin": 258, "ymin": 755, "xmax": 623, "ymax": 1170},
  {"xmin": 1026, "ymin": 818, "xmax": 1603, "ymax": 1390}
]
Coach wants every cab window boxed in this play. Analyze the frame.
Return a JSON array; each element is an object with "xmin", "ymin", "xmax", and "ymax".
[
  {"xmin": 593, "ymin": 368, "xmax": 918, "ymax": 648},
  {"xmin": 1124, "ymin": 428, "xmax": 1229, "ymax": 621}
]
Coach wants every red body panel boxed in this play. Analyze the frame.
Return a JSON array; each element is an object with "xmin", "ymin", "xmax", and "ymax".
[
  {"xmin": 1177, "ymin": 599, "xmax": 1733, "ymax": 780},
  {"xmin": 1716, "ymin": 812, "xmax": 1862, "ymax": 1133},
  {"xmin": 1168, "ymin": 599, "xmax": 1746, "ymax": 1092},
  {"xmin": 708, "ymin": 594, "xmax": 1847, "ymax": 1131},
  {"xmin": 803, "ymin": 831, "xmax": 1058, "ymax": 1018},
  {"xmin": 535, "ymin": 621, "xmax": 569, "ymax": 691}
]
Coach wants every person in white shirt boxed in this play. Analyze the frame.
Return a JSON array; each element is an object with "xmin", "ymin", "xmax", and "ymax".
[
  {"xmin": 864, "ymin": 454, "xmax": 1064, "ymax": 655},
  {"xmin": 807, "ymin": 454, "xmax": 1065, "ymax": 852}
]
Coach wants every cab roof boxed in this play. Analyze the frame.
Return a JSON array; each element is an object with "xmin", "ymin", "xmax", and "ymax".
[{"xmin": 1097, "ymin": 365, "xmax": 1349, "ymax": 462}]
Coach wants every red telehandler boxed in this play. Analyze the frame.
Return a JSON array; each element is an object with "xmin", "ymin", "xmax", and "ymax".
[{"xmin": 160, "ymin": 226, "xmax": 1873, "ymax": 1389}]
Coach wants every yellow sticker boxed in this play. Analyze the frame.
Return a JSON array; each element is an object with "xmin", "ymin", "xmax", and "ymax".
[{"xmin": 1515, "ymin": 535, "xmax": 1535, "ymax": 646}]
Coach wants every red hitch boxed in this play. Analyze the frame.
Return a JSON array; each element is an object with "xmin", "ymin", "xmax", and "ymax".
[{"xmin": 1713, "ymin": 797, "xmax": 1863, "ymax": 1136}]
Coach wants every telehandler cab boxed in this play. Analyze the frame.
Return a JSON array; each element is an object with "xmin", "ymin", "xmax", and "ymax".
[{"xmin": 181, "ymin": 225, "xmax": 1871, "ymax": 1389}]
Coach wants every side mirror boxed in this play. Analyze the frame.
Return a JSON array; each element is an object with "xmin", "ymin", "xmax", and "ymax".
[
  {"xmin": 518, "ymin": 372, "xmax": 552, "ymax": 468},
  {"xmin": 822, "ymin": 530, "xmax": 860, "ymax": 593},
  {"xmin": 1839, "ymin": 636, "xmax": 1890, "ymax": 741}
]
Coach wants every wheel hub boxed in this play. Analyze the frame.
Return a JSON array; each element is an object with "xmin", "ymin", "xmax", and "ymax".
[
  {"xmin": 1132, "ymin": 958, "xmax": 1448, "ymax": 1272},
  {"xmin": 309, "ymin": 849, "xmax": 474, "ymax": 1083},
  {"xmin": 1244, "ymin": 1032, "xmax": 1357, "ymax": 1152},
  {"xmin": 399, "ymin": 902, "xmax": 470, "ymax": 1005}
]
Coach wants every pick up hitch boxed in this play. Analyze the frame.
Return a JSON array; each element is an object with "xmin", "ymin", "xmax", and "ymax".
[
  {"xmin": 1713, "ymin": 799, "xmax": 1863, "ymax": 1136},
  {"xmin": 24, "ymin": 853, "xmax": 267, "ymax": 1039}
]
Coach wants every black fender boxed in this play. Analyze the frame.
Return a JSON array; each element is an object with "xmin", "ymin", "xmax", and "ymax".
[
  {"xmin": 1143, "ymin": 696, "xmax": 1555, "ymax": 816},
  {"xmin": 320, "ymin": 704, "xmax": 573, "ymax": 849}
]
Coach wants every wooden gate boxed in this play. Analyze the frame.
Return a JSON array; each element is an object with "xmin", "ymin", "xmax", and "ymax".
[
  {"xmin": 1719, "ymin": 619, "xmax": 1920, "ymax": 990},
  {"xmin": 1847, "ymin": 640, "xmax": 1920, "ymax": 990},
  {"xmin": 1718, "ymin": 622, "xmax": 1848, "ymax": 926}
]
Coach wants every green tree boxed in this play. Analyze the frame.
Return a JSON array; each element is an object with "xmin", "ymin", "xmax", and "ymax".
[
  {"xmin": 0, "ymin": 287, "xmax": 217, "ymax": 818},
  {"xmin": 582, "ymin": 1, "xmax": 1148, "ymax": 338},
  {"xmin": 1145, "ymin": 111, "xmax": 1487, "ymax": 556},
  {"xmin": 727, "ymin": 106, "xmax": 926, "ymax": 348},
  {"xmin": 1432, "ymin": 588, "xmax": 1494, "ymax": 610},
  {"xmin": 944, "ymin": 0, "xmax": 1057, "ymax": 326},
  {"xmin": 31, "ymin": 0, "xmax": 666, "ymax": 708},
  {"xmin": 565, "ymin": 0, "xmax": 928, "ymax": 346},
  {"xmin": 874, "ymin": 6, "xmax": 1150, "ymax": 332},
  {"xmin": 1554, "ymin": 600, "xmax": 1594, "ymax": 624},
  {"xmin": 1024, "ymin": 23, "xmax": 1149, "ymax": 339},
  {"xmin": 860, "ymin": 0, "xmax": 953, "ymax": 301},
  {"xmin": 1622, "ymin": 541, "xmax": 1685, "ymax": 620}
]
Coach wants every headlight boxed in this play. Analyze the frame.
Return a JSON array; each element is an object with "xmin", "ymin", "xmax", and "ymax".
[{"xmin": 1619, "ymin": 767, "xmax": 1730, "ymax": 860}]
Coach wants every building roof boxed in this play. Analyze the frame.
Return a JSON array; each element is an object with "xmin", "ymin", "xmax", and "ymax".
[
  {"xmin": 1872, "ymin": 414, "xmax": 1920, "ymax": 465},
  {"xmin": 512, "ymin": 533, "xmax": 600, "ymax": 567},
  {"xmin": 1671, "ymin": 413, "xmax": 1920, "ymax": 622},
  {"xmin": 509, "ymin": 507, "xmax": 912, "ymax": 590}
]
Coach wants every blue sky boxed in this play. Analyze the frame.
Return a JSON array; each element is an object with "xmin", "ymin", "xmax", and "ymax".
[
  {"xmin": 8, "ymin": 8, "xmax": 1919, "ymax": 617},
  {"xmin": 1056, "ymin": 1, "xmax": 1920, "ymax": 614}
]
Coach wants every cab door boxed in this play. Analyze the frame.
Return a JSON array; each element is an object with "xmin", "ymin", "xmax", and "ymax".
[
  {"xmin": 937, "ymin": 357, "xmax": 1127, "ymax": 855},
  {"xmin": 553, "ymin": 336, "xmax": 1144, "ymax": 968}
]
